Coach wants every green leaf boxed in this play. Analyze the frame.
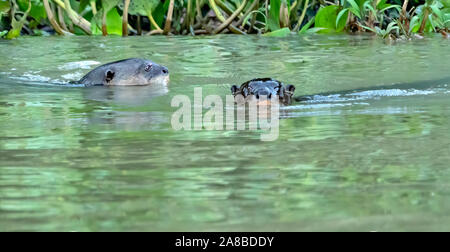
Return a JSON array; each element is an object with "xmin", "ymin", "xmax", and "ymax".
[
  {"xmin": 363, "ymin": 1, "xmax": 376, "ymax": 16},
  {"xmin": 444, "ymin": 10, "xmax": 450, "ymax": 26},
  {"xmin": 243, "ymin": 10, "xmax": 267, "ymax": 29},
  {"xmin": 376, "ymin": 0, "xmax": 390, "ymax": 10},
  {"xmin": 336, "ymin": 9, "xmax": 349, "ymax": 28},
  {"xmin": 360, "ymin": 24, "xmax": 375, "ymax": 33},
  {"xmin": 70, "ymin": 0, "xmax": 80, "ymax": 12},
  {"xmin": 409, "ymin": 15, "xmax": 420, "ymax": 33},
  {"xmin": 6, "ymin": 29, "xmax": 21, "ymax": 39},
  {"xmin": 152, "ymin": 1, "xmax": 169, "ymax": 30},
  {"xmin": 0, "ymin": 0, "xmax": 9, "ymax": 14},
  {"xmin": 0, "ymin": 30, "xmax": 7, "ymax": 37},
  {"xmin": 6, "ymin": 0, "xmax": 31, "ymax": 39},
  {"xmin": 101, "ymin": 0, "xmax": 121, "ymax": 13},
  {"xmin": 428, "ymin": 13, "xmax": 436, "ymax": 32},
  {"xmin": 17, "ymin": 0, "xmax": 28, "ymax": 10},
  {"xmin": 374, "ymin": 26, "xmax": 382, "ymax": 34},
  {"xmin": 355, "ymin": 0, "xmax": 366, "ymax": 8},
  {"xmin": 444, "ymin": 0, "xmax": 450, "ymax": 8},
  {"xmin": 79, "ymin": 0, "xmax": 90, "ymax": 12},
  {"xmin": 316, "ymin": 5, "xmax": 348, "ymax": 33},
  {"xmin": 385, "ymin": 21, "xmax": 398, "ymax": 33},
  {"xmin": 17, "ymin": 0, "xmax": 46, "ymax": 22},
  {"xmin": 91, "ymin": 18, "xmax": 102, "ymax": 35},
  {"xmin": 267, "ymin": 0, "xmax": 281, "ymax": 31},
  {"xmin": 349, "ymin": 8, "xmax": 362, "ymax": 19},
  {"xmin": 304, "ymin": 27, "xmax": 327, "ymax": 34},
  {"xmin": 263, "ymin": 27, "xmax": 291, "ymax": 37},
  {"xmin": 430, "ymin": 4, "xmax": 443, "ymax": 20},
  {"xmin": 121, "ymin": 0, "xmax": 160, "ymax": 16},
  {"xmin": 347, "ymin": 0, "xmax": 361, "ymax": 18},
  {"xmin": 106, "ymin": 7, "xmax": 123, "ymax": 35},
  {"xmin": 91, "ymin": 7, "xmax": 123, "ymax": 36},
  {"xmin": 229, "ymin": 0, "xmax": 241, "ymax": 8},
  {"xmin": 299, "ymin": 17, "xmax": 315, "ymax": 34},
  {"xmin": 379, "ymin": 5, "xmax": 401, "ymax": 14}
]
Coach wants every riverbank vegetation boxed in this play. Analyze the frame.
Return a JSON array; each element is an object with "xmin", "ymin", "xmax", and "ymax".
[{"xmin": 0, "ymin": 0, "xmax": 449, "ymax": 39}]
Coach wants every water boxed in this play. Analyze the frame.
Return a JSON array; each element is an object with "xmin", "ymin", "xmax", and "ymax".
[{"xmin": 0, "ymin": 35, "xmax": 449, "ymax": 231}]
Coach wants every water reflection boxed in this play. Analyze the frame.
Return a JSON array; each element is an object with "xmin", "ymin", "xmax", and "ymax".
[{"xmin": 0, "ymin": 35, "xmax": 449, "ymax": 231}]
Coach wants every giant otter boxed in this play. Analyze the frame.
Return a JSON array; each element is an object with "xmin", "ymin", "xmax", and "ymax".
[
  {"xmin": 73, "ymin": 58, "xmax": 169, "ymax": 86},
  {"xmin": 231, "ymin": 78, "xmax": 296, "ymax": 105}
]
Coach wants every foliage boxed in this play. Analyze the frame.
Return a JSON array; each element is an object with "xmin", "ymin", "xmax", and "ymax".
[
  {"xmin": 6, "ymin": 0, "xmax": 31, "ymax": 39},
  {"xmin": 298, "ymin": 17, "xmax": 327, "ymax": 34},
  {"xmin": 0, "ymin": 0, "xmax": 10, "ymax": 36},
  {"xmin": 263, "ymin": 27, "xmax": 290, "ymax": 36},
  {"xmin": 0, "ymin": 0, "xmax": 10, "ymax": 15},
  {"xmin": 17, "ymin": 0, "xmax": 46, "ymax": 21},
  {"xmin": 414, "ymin": 0, "xmax": 450, "ymax": 32},
  {"xmin": 316, "ymin": 5, "xmax": 348, "ymax": 33},
  {"xmin": 0, "ymin": 0, "xmax": 448, "ymax": 39},
  {"xmin": 363, "ymin": 20, "xmax": 399, "ymax": 39},
  {"xmin": 91, "ymin": 7, "xmax": 122, "ymax": 35}
]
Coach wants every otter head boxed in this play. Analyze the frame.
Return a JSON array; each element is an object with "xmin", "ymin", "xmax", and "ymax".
[
  {"xmin": 231, "ymin": 78, "xmax": 295, "ymax": 106},
  {"xmin": 102, "ymin": 58, "xmax": 169, "ymax": 86},
  {"xmin": 79, "ymin": 58, "xmax": 169, "ymax": 86}
]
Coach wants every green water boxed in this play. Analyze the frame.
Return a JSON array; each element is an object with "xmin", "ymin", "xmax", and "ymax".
[{"xmin": 0, "ymin": 35, "xmax": 449, "ymax": 231}]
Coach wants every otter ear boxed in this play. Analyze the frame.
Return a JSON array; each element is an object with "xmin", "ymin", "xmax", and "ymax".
[
  {"xmin": 285, "ymin": 84, "xmax": 296, "ymax": 94},
  {"xmin": 104, "ymin": 69, "xmax": 115, "ymax": 83},
  {"xmin": 231, "ymin": 85, "xmax": 239, "ymax": 96}
]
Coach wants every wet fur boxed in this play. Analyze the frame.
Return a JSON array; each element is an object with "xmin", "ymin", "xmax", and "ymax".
[
  {"xmin": 76, "ymin": 58, "xmax": 169, "ymax": 86},
  {"xmin": 231, "ymin": 78, "xmax": 296, "ymax": 105}
]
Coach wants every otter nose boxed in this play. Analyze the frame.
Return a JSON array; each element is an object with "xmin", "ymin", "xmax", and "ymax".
[{"xmin": 162, "ymin": 67, "xmax": 169, "ymax": 75}]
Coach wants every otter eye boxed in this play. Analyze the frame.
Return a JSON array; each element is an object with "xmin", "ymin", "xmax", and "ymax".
[{"xmin": 144, "ymin": 64, "xmax": 152, "ymax": 72}]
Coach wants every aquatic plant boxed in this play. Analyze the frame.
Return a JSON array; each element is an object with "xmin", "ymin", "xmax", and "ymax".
[
  {"xmin": 0, "ymin": 0, "xmax": 448, "ymax": 39},
  {"xmin": 415, "ymin": 0, "xmax": 450, "ymax": 33},
  {"xmin": 335, "ymin": 0, "xmax": 402, "ymax": 32},
  {"xmin": 363, "ymin": 20, "xmax": 399, "ymax": 39}
]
